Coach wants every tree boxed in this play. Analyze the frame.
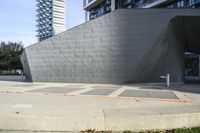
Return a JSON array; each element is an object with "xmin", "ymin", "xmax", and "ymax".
[{"xmin": 0, "ymin": 41, "xmax": 24, "ymax": 71}]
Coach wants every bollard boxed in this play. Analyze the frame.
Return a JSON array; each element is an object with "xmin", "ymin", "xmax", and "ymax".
[
  {"xmin": 166, "ymin": 73, "xmax": 170, "ymax": 87},
  {"xmin": 161, "ymin": 73, "xmax": 170, "ymax": 87}
]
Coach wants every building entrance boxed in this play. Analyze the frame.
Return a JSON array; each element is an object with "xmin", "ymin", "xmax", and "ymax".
[{"xmin": 185, "ymin": 53, "xmax": 200, "ymax": 82}]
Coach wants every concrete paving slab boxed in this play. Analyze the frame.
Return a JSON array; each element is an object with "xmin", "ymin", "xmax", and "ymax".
[
  {"xmin": 108, "ymin": 88, "xmax": 126, "ymax": 97},
  {"xmin": 147, "ymin": 90, "xmax": 178, "ymax": 99},
  {"xmin": 82, "ymin": 89, "xmax": 117, "ymax": 96},
  {"xmin": 120, "ymin": 90, "xmax": 147, "ymax": 98},
  {"xmin": 27, "ymin": 87, "xmax": 83, "ymax": 94},
  {"xmin": 67, "ymin": 88, "xmax": 95, "ymax": 96},
  {"xmin": 92, "ymin": 86, "xmax": 122, "ymax": 89},
  {"xmin": 119, "ymin": 90, "xmax": 178, "ymax": 99}
]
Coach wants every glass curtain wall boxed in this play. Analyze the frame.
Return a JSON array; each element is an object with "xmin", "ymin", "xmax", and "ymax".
[{"xmin": 89, "ymin": 0, "xmax": 111, "ymax": 20}]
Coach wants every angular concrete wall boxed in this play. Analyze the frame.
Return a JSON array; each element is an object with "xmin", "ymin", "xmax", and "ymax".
[{"xmin": 21, "ymin": 9, "xmax": 200, "ymax": 83}]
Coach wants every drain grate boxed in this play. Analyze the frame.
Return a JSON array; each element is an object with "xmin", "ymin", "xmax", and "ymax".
[{"xmin": 119, "ymin": 90, "xmax": 178, "ymax": 99}]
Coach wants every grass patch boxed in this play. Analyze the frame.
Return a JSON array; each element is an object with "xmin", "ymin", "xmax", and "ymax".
[{"xmin": 81, "ymin": 127, "xmax": 200, "ymax": 133}]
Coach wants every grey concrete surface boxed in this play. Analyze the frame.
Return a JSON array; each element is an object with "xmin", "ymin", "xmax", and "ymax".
[
  {"xmin": 0, "ymin": 76, "xmax": 25, "ymax": 82},
  {"xmin": 21, "ymin": 9, "xmax": 200, "ymax": 83},
  {"xmin": 92, "ymin": 85, "xmax": 122, "ymax": 89},
  {"xmin": 0, "ymin": 81, "xmax": 199, "ymax": 132},
  {"xmin": 82, "ymin": 88, "xmax": 117, "ymax": 96},
  {"xmin": 28, "ymin": 87, "xmax": 83, "ymax": 93},
  {"xmin": 120, "ymin": 90, "xmax": 178, "ymax": 99}
]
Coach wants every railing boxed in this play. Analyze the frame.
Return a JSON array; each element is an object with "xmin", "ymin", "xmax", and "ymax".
[
  {"xmin": 137, "ymin": 0, "xmax": 160, "ymax": 7},
  {"xmin": 138, "ymin": 0, "xmax": 200, "ymax": 7},
  {"xmin": 85, "ymin": 0, "xmax": 95, "ymax": 6}
]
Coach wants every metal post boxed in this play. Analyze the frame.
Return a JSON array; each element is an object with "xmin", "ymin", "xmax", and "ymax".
[
  {"xmin": 161, "ymin": 73, "xmax": 170, "ymax": 87},
  {"xmin": 111, "ymin": 0, "xmax": 116, "ymax": 11},
  {"xmin": 166, "ymin": 73, "xmax": 170, "ymax": 87}
]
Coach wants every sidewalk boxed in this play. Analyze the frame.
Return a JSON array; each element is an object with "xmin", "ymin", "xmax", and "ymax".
[{"xmin": 0, "ymin": 81, "xmax": 199, "ymax": 132}]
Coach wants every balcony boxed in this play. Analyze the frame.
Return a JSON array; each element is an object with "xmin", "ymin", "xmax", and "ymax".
[
  {"xmin": 189, "ymin": 0, "xmax": 200, "ymax": 6},
  {"xmin": 139, "ymin": 0, "xmax": 169, "ymax": 8},
  {"xmin": 84, "ymin": 0, "xmax": 104, "ymax": 11}
]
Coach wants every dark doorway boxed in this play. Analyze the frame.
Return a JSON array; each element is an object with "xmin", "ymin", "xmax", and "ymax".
[
  {"xmin": 185, "ymin": 53, "xmax": 199, "ymax": 77},
  {"xmin": 184, "ymin": 53, "xmax": 200, "ymax": 83},
  {"xmin": 171, "ymin": 16, "xmax": 200, "ymax": 83}
]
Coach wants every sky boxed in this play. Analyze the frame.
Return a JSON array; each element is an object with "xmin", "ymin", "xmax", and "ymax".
[{"xmin": 0, "ymin": 0, "xmax": 85, "ymax": 47}]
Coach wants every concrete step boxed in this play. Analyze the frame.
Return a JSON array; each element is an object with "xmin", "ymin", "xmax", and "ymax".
[{"xmin": 0, "ymin": 105, "xmax": 199, "ymax": 132}]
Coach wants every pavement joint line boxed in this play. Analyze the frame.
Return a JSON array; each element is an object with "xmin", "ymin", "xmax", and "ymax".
[
  {"xmin": 67, "ymin": 87, "xmax": 95, "ymax": 96},
  {"xmin": 173, "ymin": 91, "xmax": 189, "ymax": 100},
  {"xmin": 107, "ymin": 88, "xmax": 126, "ymax": 97},
  {"xmin": 122, "ymin": 86, "xmax": 141, "ymax": 90}
]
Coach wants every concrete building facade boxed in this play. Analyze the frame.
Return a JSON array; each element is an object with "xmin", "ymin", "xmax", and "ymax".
[
  {"xmin": 36, "ymin": 0, "xmax": 66, "ymax": 41},
  {"xmin": 21, "ymin": 9, "xmax": 200, "ymax": 83},
  {"xmin": 83, "ymin": 0, "xmax": 200, "ymax": 20}
]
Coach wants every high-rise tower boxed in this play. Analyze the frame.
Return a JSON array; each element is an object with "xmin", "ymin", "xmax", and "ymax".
[{"xmin": 36, "ymin": 0, "xmax": 66, "ymax": 41}]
